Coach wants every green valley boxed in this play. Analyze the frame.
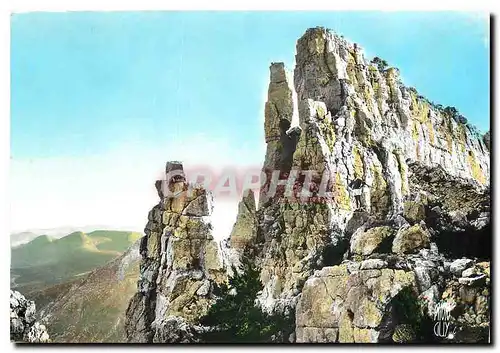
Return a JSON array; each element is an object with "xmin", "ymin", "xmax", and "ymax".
[{"xmin": 11, "ymin": 230, "xmax": 142, "ymax": 294}]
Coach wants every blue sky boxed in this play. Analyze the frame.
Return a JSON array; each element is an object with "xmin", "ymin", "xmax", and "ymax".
[
  {"xmin": 10, "ymin": 11, "xmax": 489, "ymax": 233},
  {"xmin": 12, "ymin": 11, "xmax": 489, "ymax": 160}
]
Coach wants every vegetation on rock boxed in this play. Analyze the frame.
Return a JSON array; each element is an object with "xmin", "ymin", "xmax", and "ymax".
[
  {"xmin": 391, "ymin": 286, "xmax": 435, "ymax": 343},
  {"xmin": 200, "ymin": 255, "xmax": 295, "ymax": 343},
  {"xmin": 371, "ymin": 57, "xmax": 389, "ymax": 72}
]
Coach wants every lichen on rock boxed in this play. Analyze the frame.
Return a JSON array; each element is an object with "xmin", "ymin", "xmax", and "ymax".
[
  {"xmin": 125, "ymin": 162, "xmax": 225, "ymax": 343},
  {"xmin": 126, "ymin": 26, "xmax": 490, "ymax": 344},
  {"xmin": 295, "ymin": 264, "xmax": 416, "ymax": 343},
  {"xmin": 392, "ymin": 224, "xmax": 431, "ymax": 254},
  {"xmin": 350, "ymin": 226, "xmax": 393, "ymax": 256}
]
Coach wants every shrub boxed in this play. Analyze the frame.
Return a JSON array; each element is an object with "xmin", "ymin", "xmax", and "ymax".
[
  {"xmin": 200, "ymin": 255, "xmax": 295, "ymax": 343},
  {"xmin": 434, "ymin": 103, "xmax": 444, "ymax": 111},
  {"xmin": 371, "ymin": 57, "xmax": 389, "ymax": 72},
  {"xmin": 391, "ymin": 286, "xmax": 436, "ymax": 342},
  {"xmin": 457, "ymin": 115, "xmax": 468, "ymax": 124},
  {"xmin": 443, "ymin": 106, "xmax": 459, "ymax": 119}
]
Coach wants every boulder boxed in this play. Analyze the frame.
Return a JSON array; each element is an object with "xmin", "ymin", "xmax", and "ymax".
[
  {"xmin": 295, "ymin": 264, "xmax": 416, "ymax": 343},
  {"xmin": 392, "ymin": 224, "xmax": 430, "ymax": 254},
  {"xmin": 350, "ymin": 226, "xmax": 393, "ymax": 256},
  {"xmin": 449, "ymin": 258, "xmax": 474, "ymax": 276},
  {"xmin": 403, "ymin": 200, "xmax": 426, "ymax": 223}
]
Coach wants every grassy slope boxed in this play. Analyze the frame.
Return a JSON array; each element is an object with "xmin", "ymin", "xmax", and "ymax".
[
  {"xmin": 11, "ymin": 230, "xmax": 142, "ymax": 293},
  {"xmin": 32, "ymin": 241, "xmax": 141, "ymax": 343},
  {"xmin": 87, "ymin": 230, "xmax": 142, "ymax": 252}
]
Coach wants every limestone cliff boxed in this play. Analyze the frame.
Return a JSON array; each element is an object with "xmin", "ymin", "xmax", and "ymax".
[
  {"xmin": 254, "ymin": 25, "xmax": 489, "ymax": 306},
  {"xmin": 250, "ymin": 27, "xmax": 490, "ymax": 342},
  {"xmin": 125, "ymin": 162, "xmax": 225, "ymax": 343},
  {"xmin": 126, "ymin": 27, "xmax": 490, "ymax": 344}
]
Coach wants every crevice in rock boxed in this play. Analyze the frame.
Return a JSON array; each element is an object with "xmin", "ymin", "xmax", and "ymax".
[
  {"xmin": 146, "ymin": 291, "xmax": 157, "ymax": 342},
  {"xmin": 279, "ymin": 119, "xmax": 299, "ymax": 173},
  {"xmin": 389, "ymin": 286, "xmax": 437, "ymax": 343},
  {"xmin": 321, "ymin": 238, "xmax": 349, "ymax": 266},
  {"xmin": 371, "ymin": 141, "xmax": 387, "ymax": 168},
  {"xmin": 377, "ymin": 305, "xmax": 396, "ymax": 343},
  {"xmin": 139, "ymin": 235, "xmax": 148, "ymax": 257},
  {"xmin": 374, "ymin": 232, "xmax": 394, "ymax": 255},
  {"xmin": 347, "ymin": 309, "xmax": 354, "ymax": 322},
  {"xmin": 434, "ymin": 224, "xmax": 491, "ymax": 260}
]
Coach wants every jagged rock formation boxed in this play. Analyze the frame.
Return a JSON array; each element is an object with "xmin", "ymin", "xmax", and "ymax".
[
  {"xmin": 482, "ymin": 131, "xmax": 490, "ymax": 151},
  {"xmin": 10, "ymin": 290, "xmax": 50, "ymax": 343},
  {"xmin": 246, "ymin": 27, "xmax": 490, "ymax": 342},
  {"xmin": 127, "ymin": 27, "xmax": 490, "ymax": 344},
  {"xmin": 219, "ymin": 189, "xmax": 258, "ymax": 276},
  {"xmin": 261, "ymin": 62, "xmax": 299, "ymax": 185},
  {"xmin": 125, "ymin": 162, "xmax": 225, "ymax": 343},
  {"xmin": 229, "ymin": 190, "xmax": 258, "ymax": 251}
]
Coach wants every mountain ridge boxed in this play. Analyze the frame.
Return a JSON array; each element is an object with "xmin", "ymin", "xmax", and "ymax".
[
  {"xmin": 11, "ymin": 230, "xmax": 142, "ymax": 294},
  {"xmin": 11, "ymin": 226, "xmax": 143, "ymax": 247}
]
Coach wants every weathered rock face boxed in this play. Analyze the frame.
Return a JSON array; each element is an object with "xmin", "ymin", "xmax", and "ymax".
[
  {"xmin": 296, "ymin": 264, "xmax": 416, "ymax": 343},
  {"xmin": 242, "ymin": 27, "xmax": 491, "ymax": 343},
  {"xmin": 438, "ymin": 260, "xmax": 490, "ymax": 343},
  {"xmin": 229, "ymin": 190, "xmax": 257, "ymax": 252},
  {"xmin": 350, "ymin": 226, "xmax": 393, "ymax": 256},
  {"xmin": 291, "ymin": 27, "xmax": 489, "ymax": 218},
  {"xmin": 10, "ymin": 290, "xmax": 50, "ymax": 343},
  {"xmin": 392, "ymin": 224, "xmax": 431, "ymax": 255},
  {"xmin": 260, "ymin": 63, "xmax": 301, "ymax": 207},
  {"xmin": 295, "ymin": 251, "xmax": 491, "ymax": 343},
  {"xmin": 128, "ymin": 27, "xmax": 490, "ymax": 344},
  {"xmin": 252, "ymin": 27, "xmax": 490, "ymax": 317},
  {"xmin": 407, "ymin": 162, "xmax": 490, "ymax": 233},
  {"xmin": 482, "ymin": 131, "xmax": 490, "ymax": 151},
  {"xmin": 125, "ymin": 162, "xmax": 225, "ymax": 343},
  {"xmin": 219, "ymin": 190, "xmax": 258, "ymax": 276}
]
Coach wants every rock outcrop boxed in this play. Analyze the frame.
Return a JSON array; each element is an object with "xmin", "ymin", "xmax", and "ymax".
[
  {"xmin": 127, "ymin": 27, "xmax": 490, "ymax": 344},
  {"xmin": 229, "ymin": 190, "xmax": 258, "ymax": 252},
  {"xmin": 296, "ymin": 264, "xmax": 416, "ymax": 343},
  {"xmin": 248, "ymin": 27, "xmax": 490, "ymax": 342},
  {"xmin": 10, "ymin": 290, "xmax": 50, "ymax": 343},
  {"xmin": 219, "ymin": 189, "xmax": 258, "ymax": 276},
  {"xmin": 125, "ymin": 162, "xmax": 225, "ymax": 343},
  {"xmin": 261, "ymin": 63, "xmax": 298, "ymax": 183}
]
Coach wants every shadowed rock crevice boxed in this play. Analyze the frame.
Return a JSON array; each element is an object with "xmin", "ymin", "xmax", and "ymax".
[
  {"xmin": 434, "ymin": 224, "xmax": 491, "ymax": 260},
  {"xmin": 321, "ymin": 238, "xmax": 349, "ymax": 266},
  {"xmin": 279, "ymin": 119, "xmax": 301, "ymax": 173}
]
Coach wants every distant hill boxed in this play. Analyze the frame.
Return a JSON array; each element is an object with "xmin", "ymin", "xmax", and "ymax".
[
  {"xmin": 10, "ymin": 231, "xmax": 40, "ymax": 247},
  {"xmin": 87, "ymin": 230, "xmax": 142, "ymax": 253},
  {"xmin": 10, "ymin": 225, "xmax": 143, "ymax": 247},
  {"xmin": 32, "ymin": 240, "xmax": 141, "ymax": 343},
  {"xmin": 11, "ymin": 230, "xmax": 142, "ymax": 294}
]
